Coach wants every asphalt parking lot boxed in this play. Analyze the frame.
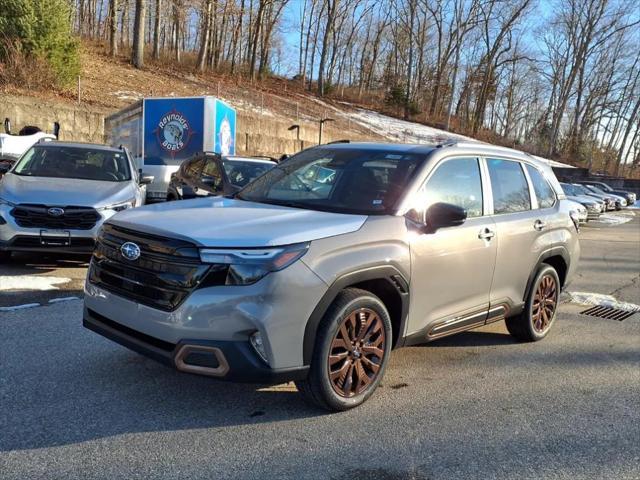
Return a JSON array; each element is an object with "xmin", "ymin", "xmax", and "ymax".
[{"xmin": 1, "ymin": 211, "xmax": 639, "ymax": 479}]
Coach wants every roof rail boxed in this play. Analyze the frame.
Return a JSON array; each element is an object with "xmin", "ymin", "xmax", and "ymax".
[
  {"xmin": 37, "ymin": 137, "xmax": 55, "ymax": 143},
  {"xmin": 327, "ymin": 139, "xmax": 350, "ymax": 144}
]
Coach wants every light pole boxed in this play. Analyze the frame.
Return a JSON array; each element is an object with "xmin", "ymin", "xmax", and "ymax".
[
  {"xmin": 288, "ymin": 124, "xmax": 301, "ymax": 152},
  {"xmin": 288, "ymin": 124, "xmax": 300, "ymax": 140},
  {"xmin": 318, "ymin": 118, "xmax": 334, "ymax": 145}
]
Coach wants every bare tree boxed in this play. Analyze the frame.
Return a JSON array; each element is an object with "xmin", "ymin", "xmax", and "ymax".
[{"xmin": 132, "ymin": 0, "xmax": 146, "ymax": 68}]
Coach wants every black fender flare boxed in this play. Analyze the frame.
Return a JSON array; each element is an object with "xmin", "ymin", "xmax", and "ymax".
[
  {"xmin": 302, "ymin": 265, "xmax": 410, "ymax": 365},
  {"xmin": 522, "ymin": 246, "xmax": 571, "ymax": 303}
]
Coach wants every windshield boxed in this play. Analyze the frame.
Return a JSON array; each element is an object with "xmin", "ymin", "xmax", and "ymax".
[
  {"xmin": 236, "ymin": 147, "xmax": 425, "ymax": 215},
  {"xmin": 585, "ymin": 185, "xmax": 607, "ymax": 195},
  {"xmin": 573, "ymin": 185, "xmax": 595, "ymax": 195},
  {"xmin": 222, "ymin": 159, "xmax": 275, "ymax": 189},
  {"xmin": 593, "ymin": 183, "xmax": 612, "ymax": 192},
  {"xmin": 13, "ymin": 145, "xmax": 131, "ymax": 182},
  {"xmin": 561, "ymin": 183, "xmax": 577, "ymax": 196}
]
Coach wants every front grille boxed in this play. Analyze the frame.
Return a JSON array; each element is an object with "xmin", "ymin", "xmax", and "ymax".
[
  {"xmin": 11, "ymin": 204, "xmax": 100, "ymax": 230},
  {"xmin": 88, "ymin": 224, "xmax": 211, "ymax": 311}
]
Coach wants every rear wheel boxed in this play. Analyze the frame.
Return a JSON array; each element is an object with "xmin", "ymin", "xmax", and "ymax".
[
  {"xmin": 506, "ymin": 264, "xmax": 560, "ymax": 342},
  {"xmin": 295, "ymin": 288, "xmax": 392, "ymax": 411}
]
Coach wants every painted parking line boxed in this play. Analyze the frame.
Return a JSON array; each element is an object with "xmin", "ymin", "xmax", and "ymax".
[{"xmin": 0, "ymin": 303, "xmax": 41, "ymax": 312}]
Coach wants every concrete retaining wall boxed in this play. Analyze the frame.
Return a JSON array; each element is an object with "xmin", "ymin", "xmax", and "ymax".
[
  {"xmin": 0, "ymin": 95, "xmax": 109, "ymax": 144},
  {"xmin": 0, "ymin": 94, "xmax": 373, "ymax": 158}
]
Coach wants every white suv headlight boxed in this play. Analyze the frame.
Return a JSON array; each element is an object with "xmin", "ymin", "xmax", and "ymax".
[{"xmin": 97, "ymin": 199, "xmax": 136, "ymax": 212}]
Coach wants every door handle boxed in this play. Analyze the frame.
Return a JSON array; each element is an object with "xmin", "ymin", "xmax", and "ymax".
[
  {"xmin": 534, "ymin": 220, "xmax": 547, "ymax": 231},
  {"xmin": 478, "ymin": 228, "xmax": 495, "ymax": 240}
]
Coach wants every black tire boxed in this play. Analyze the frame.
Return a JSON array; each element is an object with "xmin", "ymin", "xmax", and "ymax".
[
  {"xmin": 0, "ymin": 250, "xmax": 11, "ymax": 263},
  {"xmin": 295, "ymin": 288, "xmax": 392, "ymax": 411},
  {"xmin": 506, "ymin": 264, "xmax": 560, "ymax": 342}
]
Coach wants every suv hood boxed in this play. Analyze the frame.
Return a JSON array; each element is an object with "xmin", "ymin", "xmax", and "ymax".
[
  {"xmin": 109, "ymin": 197, "xmax": 368, "ymax": 247},
  {"xmin": 0, "ymin": 173, "xmax": 136, "ymax": 208}
]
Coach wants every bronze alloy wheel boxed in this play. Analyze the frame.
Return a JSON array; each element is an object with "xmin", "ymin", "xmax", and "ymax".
[
  {"xmin": 328, "ymin": 308, "xmax": 386, "ymax": 398},
  {"xmin": 532, "ymin": 274, "xmax": 558, "ymax": 333}
]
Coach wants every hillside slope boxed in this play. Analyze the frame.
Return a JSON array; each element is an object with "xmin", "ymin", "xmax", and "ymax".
[{"xmin": 1, "ymin": 46, "xmax": 572, "ymax": 167}]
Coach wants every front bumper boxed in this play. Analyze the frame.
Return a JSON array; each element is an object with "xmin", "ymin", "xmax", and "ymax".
[
  {"xmin": 0, "ymin": 236, "xmax": 95, "ymax": 254},
  {"xmin": 0, "ymin": 204, "xmax": 115, "ymax": 254},
  {"xmin": 84, "ymin": 257, "xmax": 328, "ymax": 370},
  {"xmin": 83, "ymin": 306, "xmax": 309, "ymax": 384}
]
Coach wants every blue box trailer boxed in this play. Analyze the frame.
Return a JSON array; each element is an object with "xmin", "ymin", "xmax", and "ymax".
[{"xmin": 105, "ymin": 96, "xmax": 236, "ymax": 201}]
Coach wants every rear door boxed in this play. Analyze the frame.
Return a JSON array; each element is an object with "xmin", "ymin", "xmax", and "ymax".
[
  {"xmin": 485, "ymin": 158, "xmax": 549, "ymax": 311},
  {"xmin": 407, "ymin": 157, "xmax": 498, "ymax": 338}
]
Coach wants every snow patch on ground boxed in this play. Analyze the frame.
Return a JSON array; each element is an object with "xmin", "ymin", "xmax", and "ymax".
[
  {"xmin": 594, "ymin": 213, "xmax": 634, "ymax": 225},
  {"xmin": 112, "ymin": 90, "xmax": 143, "ymax": 101},
  {"xmin": 342, "ymin": 106, "xmax": 574, "ymax": 168},
  {"xmin": 347, "ymin": 108, "xmax": 474, "ymax": 144},
  {"xmin": 0, "ymin": 276, "xmax": 71, "ymax": 291},
  {"xmin": 567, "ymin": 292, "xmax": 640, "ymax": 312}
]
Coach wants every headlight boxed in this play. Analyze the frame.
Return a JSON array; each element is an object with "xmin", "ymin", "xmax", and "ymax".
[
  {"xmin": 0, "ymin": 196, "xmax": 15, "ymax": 207},
  {"xmin": 97, "ymin": 199, "xmax": 136, "ymax": 212},
  {"xmin": 200, "ymin": 242, "xmax": 309, "ymax": 285},
  {"xmin": 569, "ymin": 210, "xmax": 581, "ymax": 231}
]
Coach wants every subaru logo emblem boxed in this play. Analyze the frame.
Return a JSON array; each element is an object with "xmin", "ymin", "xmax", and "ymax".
[
  {"xmin": 47, "ymin": 207, "xmax": 65, "ymax": 217},
  {"xmin": 120, "ymin": 242, "xmax": 141, "ymax": 261}
]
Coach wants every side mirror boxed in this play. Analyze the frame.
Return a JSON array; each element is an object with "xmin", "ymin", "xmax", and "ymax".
[
  {"xmin": 0, "ymin": 163, "xmax": 11, "ymax": 174},
  {"xmin": 139, "ymin": 175, "xmax": 154, "ymax": 185},
  {"xmin": 423, "ymin": 202, "xmax": 467, "ymax": 233}
]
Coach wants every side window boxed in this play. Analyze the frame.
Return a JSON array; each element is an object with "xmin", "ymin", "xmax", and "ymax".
[
  {"xmin": 201, "ymin": 158, "xmax": 222, "ymax": 190},
  {"xmin": 486, "ymin": 159, "xmax": 531, "ymax": 214},
  {"xmin": 184, "ymin": 158, "xmax": 204, "ymax": 178},
  {"xmin": 421, "ymin": 157, "xmax": 483, "ymax": 218},
  {"xmin": 525, "ymin": 164, "xmax": 556, "ymax": 209}
]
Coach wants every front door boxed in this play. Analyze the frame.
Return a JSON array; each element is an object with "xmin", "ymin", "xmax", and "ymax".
[{"xmin": 407, "ymin": 157, "xmax": 497, "ymax": 338}]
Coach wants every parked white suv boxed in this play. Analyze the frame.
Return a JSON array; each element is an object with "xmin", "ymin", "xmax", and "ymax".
[{"xmin": 0, "ymin": 141, "xmax": 153, "ymax": 260}]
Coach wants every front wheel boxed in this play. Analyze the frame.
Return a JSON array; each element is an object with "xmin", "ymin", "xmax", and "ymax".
[
  {"xmin": 295, "ymin": 288, "xmax": 392, "ymax": 411},
  {"xmin": 506, "ymin": 264, "xmax": 560, "ymax": 342}
]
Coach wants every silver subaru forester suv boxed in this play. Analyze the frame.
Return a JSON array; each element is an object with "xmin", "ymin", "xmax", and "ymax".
[{"xmin": 84, "ymin": 142, "xmax": 580, "ymax": 411}]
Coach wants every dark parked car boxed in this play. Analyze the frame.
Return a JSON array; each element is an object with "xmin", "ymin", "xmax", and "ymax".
[
  {"xmin": 167, "ymin": 153, "xmax": 276, "ymax": 201},
  {"xmin": 570, "ymin": 183, "xmax": 616, "ymax": 211},
  {"xmin": 578, "ymin": 181, "xmax": 636, "ymax": 207},
  {"xmin": 580, "ymin": 184, "xmax": 626, "ymax": 210}
]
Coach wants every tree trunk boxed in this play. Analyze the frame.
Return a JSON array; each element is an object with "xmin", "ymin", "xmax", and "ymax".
[
  {"xmin": 318, "ymin": 0, "xmax": 338, "ymax": 96},
  {"xmin": 132, "ymin": 0, "xmax": 145, "ymax": 68},
  {"xmin": 153, "ymin": 0, "xmax": 161, "ymax": 59},
  {"xmin": 197, "ymin": 0, "xmax": 213, "ymax": 71},
  {"xmin": 109, "ymin": 0, "xmax": 118, "ymax": 56}
]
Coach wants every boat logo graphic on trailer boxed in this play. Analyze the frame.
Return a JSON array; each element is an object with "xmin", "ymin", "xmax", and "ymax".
[{"xmin": 154, "ymin": 109, "xmax": 195, "ymax": 156}]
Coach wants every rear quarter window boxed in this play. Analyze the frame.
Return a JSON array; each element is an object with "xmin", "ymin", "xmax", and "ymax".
[{"xmin": 525, "ymin": 164, "xmax": 556, "ymax": 209}]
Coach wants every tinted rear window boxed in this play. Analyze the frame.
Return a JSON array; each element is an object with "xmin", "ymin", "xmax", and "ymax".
[{"xmin": 487, "ymin": 159, "xmax": 531, "ymax": 214}]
